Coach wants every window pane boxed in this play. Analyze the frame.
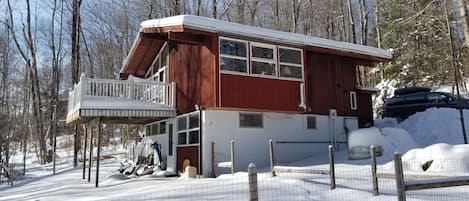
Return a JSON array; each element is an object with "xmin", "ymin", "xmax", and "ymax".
[
  {"xmin": 220, "ymin": 57, "xmax": 247, "ymax": 73},
  {"xmin": 279, "ymin": 65, "xmax": 303, "ymax": 79},
  {"xmin": 251, "ymin": 61, "xmax": 276, "ymax": 76},
  {"xmin": 159, "ymin": 122, "xmax": 166, "ymax": 134},
  {"xmin": 161, "ymin": 45, "xmax": 168, "ymax": 67},
  {"xmin": 178, "ymin": 132, "xmax": 187, "ymax": 145},
  {"xmin": 307, "ymin": 116, "xmax": 317, "ymax": 129},
  {"xmin": 220, "ymin": 39, "xmax": 247, "ymax": 57},
  {"xmin": 252, "ymin": 46, "xmax": 274, "ymax": 59},
  {"xmin": 189, "ymin": 113, "xmax": 199, "ymax": 129},
  {"xmin": 279, "ymin": 48, "xmax": 302, "ymax": 64},
  {"xmin": 151, "ymin": 124, "xmax": 158, "ymax": 136},
  {"xmin": 177, "ymin": 116, "xmax": 187, "ymax": 131},
  {"xmin": 145, "ymin": 125, "xmax": 151, "ymax": 136},
  {"xmin": 188, "ymin": 130, "xmax": 199, "ymax": 144},
  {"xmin": 239, "ymin": 113, "xmax": 263, "ymax": 128}
]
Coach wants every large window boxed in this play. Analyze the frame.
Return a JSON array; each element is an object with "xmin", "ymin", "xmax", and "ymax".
[
  {"xmin": 250, "ymin": 43, "xmax": 276, "ymax": 77},
  {"xmin": 219, "ymin": 38, "xmax": 248, "ymax": 73},
  {"xmin": 219, "ymin": 37, "xmax": 304, "ymax": 80},
  {"xmin": 177, "ymin": 112, "xmax": 200, "ymax": 145},
  {"xmin": 145, "ymin": 42, "xmax": 168, "ymax": 82}
]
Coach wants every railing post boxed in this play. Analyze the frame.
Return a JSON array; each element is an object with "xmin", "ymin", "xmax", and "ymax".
[
  {"xmin": 269, "ymin": 139, "xmax": 275, "ymax": 177},
  {"xmin": 394, "ymin": 153, "xmax": 406, "ymax": 201},
  {"xmin": 248, "ymin": 163, "xmax": 258, "ymax": 201},
  {"xmin": 370, "ymin": 146, "xmax": 379, "ymax": 196},
  {"xmin": 231, "ymin": 140, "xmax": 235, "ymax": 175},
  {"xmin": 329, "ymin": 145, "xmax": 336, "ymax": 190}
]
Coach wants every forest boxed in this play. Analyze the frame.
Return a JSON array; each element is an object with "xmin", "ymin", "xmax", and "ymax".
[{"xmin": 0, "ymin": 0, "xmax": 468, "ymax": 167}]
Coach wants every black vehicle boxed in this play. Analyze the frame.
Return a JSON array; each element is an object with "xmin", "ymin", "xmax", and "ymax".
[{"xmin": 380, "ymin": 87, "xmax": 469, "ymax": 121}]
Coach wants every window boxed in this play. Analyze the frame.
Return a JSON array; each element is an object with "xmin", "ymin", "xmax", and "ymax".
[
  {"xmin": 151, "ymin": 124, "xmax": 159, "ymax": 136},
  {"xmin": 145, "ymin": 125, "xmax": 151, "ymax": 136},
  {"xmin": 145, "ymin": 42, "xmax": 169, "ymax": 82},
  {"xmin": 350, "ymin": 91, "xmax": 357, "ymax": 110},
  {"xmin": 219, "ymin": 38, "xmax": 248, "ymax": 73},
  {"xmin": 250, "ymin": 43, "xmax": 276, "ymax": 77},
  {"xmin": 219, "ymin": 38, "xmax": 304, "ymax": 81},
  {"xmin": 159, "ymin": 122, "xmax": 166, "ymax": 134},
  {"xmin": 306, "ymin": 116, "xmax": 317, "ymax": 129},
  {"xmin": 176, "ymin": 111, "xmax": 200, "ymax": 145},
  {"xmin": 178, "ymin": 132, "xmax": 187, "ymax": 145},
  {"xmin": 168, "ymin": 124, "xmax": 173, "ymax": 156},
  {"xmin": 239, "ymin": 113, "xmax": 263, "ymax": 128},
  {"xmin": 177, "ymin": 116, "xmax": 187, "ymax": 131},
  {"xmin": 279, "ymin": 47, "xmax": 303, "ymax": 79}
]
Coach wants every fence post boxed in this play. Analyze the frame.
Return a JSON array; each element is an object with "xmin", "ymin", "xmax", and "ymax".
[
  {"xmin": 269, "ymin": 139, "xmax": 275, "ymax": 177},
  {"xmin": 370, "ymin": 146, "xmax": 379, "ymax": 196},
  {"xmin": 209, "ymin": 142, "xmax": 216, "ymax": 178},
  {"xmin": 394, "ymin": 153, "xmax": 406, "ymax": 201},
  {"xmin": 329, "ymin": 145, "xmax": 336, "ymax": 189},
  {"xmin": 248, "ymin": 163, "xmax": 258, "ymax": 201},
  {"xmin": 231, "ymin": 140, "xmax": 235, "ymax": 175}
]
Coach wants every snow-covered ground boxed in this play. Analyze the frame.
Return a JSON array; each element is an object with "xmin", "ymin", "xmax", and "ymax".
[{"xmin": 2, "ymin": 108, "xmax": 469, "ymax": 200}]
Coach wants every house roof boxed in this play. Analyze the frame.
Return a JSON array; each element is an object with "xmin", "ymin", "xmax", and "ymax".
[{"xmin": 120, "ymin": 15, "xmax": 392, "ymax": 78}]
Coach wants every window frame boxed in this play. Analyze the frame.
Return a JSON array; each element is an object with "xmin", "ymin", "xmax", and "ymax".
[
  {"xmin": 249, "ymin": 42, "xmax": 277, "ymax": 78},
  {"xmin": 305, "ymin": 115, "xmax": 317, "ymax": 130},
  {"xmin": 239, "ymin": 112, "xmax": 264, "ymax": 128},
  {"xmin": 145, "ymin": 42, "xmax": 169, "ymax": 81},
  {"xmin": 350, "ymin": 91, "xmax": 357, "ymax": 110},
  {"xmin": 278, "ymin": 46, "xmax": 304, "ymax": 80},
  {"xmin": 219, "ymin": 37, "xmax": 249, "ymax": 75},
  {"xmin": 176, "ymin": 111, "xmax": 201, "ymax": 146}
]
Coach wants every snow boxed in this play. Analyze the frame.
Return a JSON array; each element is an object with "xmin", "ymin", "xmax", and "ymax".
[
  {"xmin": 140, "ymin": 15, "xmax": 392, "ymax": 60},
  {"xmin": 4, "ymin": 108, "xmax": 469, "ymax": 200}
]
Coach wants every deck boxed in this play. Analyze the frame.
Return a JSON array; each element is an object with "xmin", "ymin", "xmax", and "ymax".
[{"xmin": 66, "ymin": 76, "xmax": 177, "ymax": 124}]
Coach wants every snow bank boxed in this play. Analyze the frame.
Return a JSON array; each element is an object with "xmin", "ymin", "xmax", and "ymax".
[
  {"xmin": 385, "ymin": 143, "xmax": 469, "ymax": 173},
  {"xmin": 398, "ymin": 108, "xmax": 468, "ymax": 146}
]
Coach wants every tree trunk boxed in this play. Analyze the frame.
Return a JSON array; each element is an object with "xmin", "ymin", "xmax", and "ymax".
[
  {"xmin": 347, "ymin": 0, "xmax": 357, "ymax": 44},
  {"xmin": 212, "ymin": 0, "xmax": 217, "ymax": 18},
  {"xmin": 458, "ymin": 0, "xmax": 469, "ymax": 48}
]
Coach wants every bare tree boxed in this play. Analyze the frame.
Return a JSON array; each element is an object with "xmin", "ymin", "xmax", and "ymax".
[
  {"xmin": 347, "ymin": 0, "xmax": 357, "ymax": 44},
  {"xmin": 6, "ymin": 0, "xmax": 47, "ymax": 164}
]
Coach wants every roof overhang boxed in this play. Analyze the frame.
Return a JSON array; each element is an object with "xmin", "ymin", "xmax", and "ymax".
[{"xmin": 120, "ymin": 15, "xmax": 393, "ymax": 79}]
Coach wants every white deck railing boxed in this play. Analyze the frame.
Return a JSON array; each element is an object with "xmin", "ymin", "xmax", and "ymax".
[{"xmin": 67, "ymin": 77, "xmax": 176, "ymax": 115}]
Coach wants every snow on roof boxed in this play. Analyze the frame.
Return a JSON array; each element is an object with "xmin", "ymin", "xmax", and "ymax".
[{"xmin": 140, "ymin": 15, "xmax": 392, "ymax": 60}]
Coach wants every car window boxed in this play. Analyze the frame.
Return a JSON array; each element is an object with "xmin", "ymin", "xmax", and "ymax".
[
  {"xmin": 404, "ymin": 94, "xmax": 426, "ymax": 104},
  {"xmin": 427, "ymin": 93, "xmax": 447, "ymax": 103},
  {"xmin": 385, "ymin": 96, "xmax": 405, "ymax": 106}
]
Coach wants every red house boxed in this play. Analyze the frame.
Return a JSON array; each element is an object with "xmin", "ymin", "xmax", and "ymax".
[{"xmin": 67, "ymin": 15, "xmax": 391, "ymax": 176}]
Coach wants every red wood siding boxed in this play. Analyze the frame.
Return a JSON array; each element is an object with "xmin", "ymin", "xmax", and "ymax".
[
  {"xmin": 169, "ymin": 34, "xmax": 217, "ymax": 114},
  {"xmin": 176, "ymin": 146, "xmax": 199, "ymax": 172},
  {"xmin": 220, "ymin": 74, "xmax": 303, "ymax": 111},
  {"xmin": 305, "ymin": 52, "xmax": 358, "ymax": 116}
]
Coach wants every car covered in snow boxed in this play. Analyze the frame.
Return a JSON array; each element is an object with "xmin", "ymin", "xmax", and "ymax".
[{"xmin": 380, "ymin": 87, "xmax": 469, "ymax": 121}]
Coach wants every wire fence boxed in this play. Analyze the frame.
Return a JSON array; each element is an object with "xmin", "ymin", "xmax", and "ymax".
[{"xmin": 107, "ymin": 154, "xmax": 469, "ymax": 201}]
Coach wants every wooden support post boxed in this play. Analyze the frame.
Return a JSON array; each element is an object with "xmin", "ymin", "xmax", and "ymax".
[
  {"xmin": 88, "ymin": 126, "xmax": 93, "ymax": 183},
  {"xmin": 74, "ymin": 124, "xmax": 78, "ymax": 167},
  {"xmin": 269, "ymin": 139, "xmax": 275, "ymax": 177},
  {"xmin": 82, "ymin": 125, "xmax": 88, "ymax": 180},
  {"xmin": 96, "ymin": 118, "xmax": 102, "ymax": 188},
  {"xmin": 394, "ymin": 153, "xmax": 406, "ymax": 201},
  {"xmin": 209, "ymin": 142, "xmax": 215, "ymax": 178},
  {"xmin": 230, "ymin": 140, "xmax": 235, "ymax": 175},
  {"xmin": 370, "ymin": 146, "xmax": 379, "ymax": 196},
  {"xmin": 248, "ymin": 163, "xmax": 258, "ymax": 201},
  {"xmin": 329, "ymin": 145, "xmax": 336, "ymax": 190}
]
